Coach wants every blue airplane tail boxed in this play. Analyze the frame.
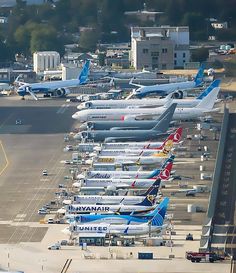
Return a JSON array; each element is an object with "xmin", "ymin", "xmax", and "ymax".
[
  {"xmin": 78, "ymin": 60, "xmax": 90, "ymax": 84},
  {"xmin": 140, "ymin": 178, "xmax": 161, "ymax": 197},
  {"xmin": 196, "ymin": 79, "xmax": 221, "ymax": 100},
  {"xmin": 151, "ymin": 197, "xmax": 169, "ymax": 226},
  {"xmin": 194, "ymin": 64, "xmax": 205, "ymax": 87},
  {"xmin": 136, "ymin": 192, "xmax": 156, "ymax": 206}
]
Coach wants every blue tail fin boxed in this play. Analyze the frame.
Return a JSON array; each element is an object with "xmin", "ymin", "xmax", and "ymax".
[
  {"xmin": 196, "ymin": 79, "xmax": 221, "ymax": 100},
  {"xmin": 151, "ymin": 197, "xmax": 169, "ymax": 226},
  {"xmin": 78, "ymin": 60, "xmax": 90, "ymax": 84},
  {"xmin": 139, "ymin": 178, "xmax": 161, "ymax": 197},
  {"xmin": 146, "ymin": 197, "xmax": 169, "ymax": 217},
  {"xmin": 194, "ymin": 64, "xmax": 205, "ymax": 87}
]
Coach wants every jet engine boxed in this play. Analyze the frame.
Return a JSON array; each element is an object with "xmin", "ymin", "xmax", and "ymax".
[
  {"xmin": 106, "ymin": 185, "xmax": 117, "ymax": 192},
  {"xmin": 171, "ymin": 90, "xmax": 186, "ymax": 99},
  {"xmin": 52, "ymin": 88, "xmax": 70, "ymax": 97}
]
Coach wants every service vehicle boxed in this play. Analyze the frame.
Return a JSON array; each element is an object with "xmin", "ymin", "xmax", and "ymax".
[{"xmin": 186, "ymin": 251, "xmax": 225, "ymax": 263}]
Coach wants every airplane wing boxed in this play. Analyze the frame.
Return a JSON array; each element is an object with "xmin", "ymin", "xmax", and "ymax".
[
  {"xmin": 110, "ymin": 127, "xmax": 141, "ymax": 130},
  {"xmin": 129, "ymin": 78, "xmax": 144, "ymax": 88},
  {"xmin": 26, "ymin": 86, "xmax": 39, "ymax": 101}
]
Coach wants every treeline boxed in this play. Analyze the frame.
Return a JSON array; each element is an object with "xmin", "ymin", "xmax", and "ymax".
[{"xmin": 0, "ymin": 0, "xmax": 235, "ymax": 61}]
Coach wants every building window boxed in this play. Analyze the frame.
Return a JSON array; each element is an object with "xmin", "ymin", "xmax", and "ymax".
[
  {"xmin": 162, "ymin": 48, "xmax": 167, "ymax": 53},
  {"xmin": 143, "ymin": 48, "xmax": 149, "ymax": 54},
  {"xmin": 151, "ymin": 52, "xmax": 159, "ymax": 57},
  {"xmin": 162, "ymin": 64, "xmax": 167, "ymax": 69},
  {"xmin": 183, "ymin": 60, "xmax": 185, "ymax": 63},
  {"xmin": 152, "ymin": 57, "xmax": 158, "ymax": 62},
  {"xmin": 174, "ymin": 60, "xmax": 177, "ymax": 66},
  {"xmin": 183, "ymin": 52, "xmax": 186, "ymax": 58},
  {"xmin": 174, "ymin": 53, "xmax": 177, "ymax": 58}
]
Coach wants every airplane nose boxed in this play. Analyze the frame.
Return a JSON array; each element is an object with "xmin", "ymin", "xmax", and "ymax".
[
  {"xmin": 73, "ymin": 133, "xmax": 82, "ymax": 140},
  {"xmin": 72, "ymin": 113, "xmax": 78, "ymax": 119},
  {"xmin": 80, "ymin": 123, "xmax": 87, "ymax": 130}
]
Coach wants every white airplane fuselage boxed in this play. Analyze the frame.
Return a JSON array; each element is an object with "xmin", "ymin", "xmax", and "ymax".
[{"xmin": 66, "ymin": 223, "xmax": 162, "ymax": 236}]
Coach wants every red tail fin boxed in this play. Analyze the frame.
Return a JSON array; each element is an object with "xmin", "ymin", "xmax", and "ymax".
[
  {"xmin": 159, "ymin": 161, "xmax": 173, "ymax": 180},
  {"xmin": 173, "ymin": 127, "xmax": 183, "ymax": 143}
]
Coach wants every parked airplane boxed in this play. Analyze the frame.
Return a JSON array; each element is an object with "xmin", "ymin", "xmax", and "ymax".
[
  {"xmin": 81, "ymin": 162, "xmax": 173, "ymax": 190},
  {"xmin": 92, "ymin": 133, "xmax": 177, "ymax": 156},
  {"xmin": 78, "ymin": 102, "xmax": 176, "ymax": 131},
  {"xmin": 66, "ymin": 193, "xmax": 156, "ymax": 215},
  {"xmin": 82, "ymin": 155, "xmax": 175, "ymax": 180},
  {"xmin": 130, "ymin": 65, "xmax": 205, "ymax": 98},
  {"xmin": 100, "ymin": 128, "xmax": 182, "ymax": 150},
  {"xmin": 72, "ymin": 86, "xmax": 220, "ymax": 122},
  {"xmin": 75, "ymin": 103, "xmax": 176, "ymax": 142},
  {"xmin": 63, "ymin": 197, "xmax": 169, "ymax": 236},
  {"xmin": 16, "ymin": 60, "xmax": 90, "ymax": 100},
  {"xmin": 77, "ymin": 79, "xmax": 220, "ymax": 111},
  {"xmin": 67, "ymin": 196, "xmax": 168, "ymax": 225},
  {"xmin": 63, "ymin": 178, "xmax": 161, "ymax": 206}
]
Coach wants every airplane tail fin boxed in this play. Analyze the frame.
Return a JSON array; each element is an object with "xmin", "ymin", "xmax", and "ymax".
[
  {"xmin": 159, "ymin": 161, "xmax": 173, "ymax": 180},
  {"xmin": 172, "ymin": 127, "xmax": 183, "ymax": 143},
  {"xmin": 139, "ymin": 178, "xmax": 161, "ymax": 196},
  {"xmin": 136, "ymin": 192, "xmax": 155, "ymax": 206},
  {"xmin": 146, "ymin": 197, "xmax": 169, "ymax": 217},
  {"xmin": 195, "ymin": 87, "xmax": 220, "ymax": 110},
  {"xmin": 148, "ymin": 155, "xmax": 175, "ymax": 179},
  {"xmin": 151, "ymin": 197, "xmax": 169, "ymax": 226},
  {"xmin": 151, "ymin": 103, "xmax": 177, "ymax": 132},
  {"xmin": 194, "ymin": 64, "xmax": 205, "ymax": 87},
  {"xmin": 78, "ymin": 60, "xmax": 90, "ymax": 84},
  {"xmin": 196, "ymin": 79, "xmax": 221, "ymax": 100}
]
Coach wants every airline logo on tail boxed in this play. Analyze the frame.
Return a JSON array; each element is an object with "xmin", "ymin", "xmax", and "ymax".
[
  {"xmin": 159, "ymin": 162, "xmax": 173, "ymax": 180},
  {"xmin": 153, "ymin": 140, "xmax": 173, "ymax": 157},
  {"xmin": 147, "ymin": 194, "xmax": 156, "ymax": 204},
  {"xmin": 173, "ymin": 127, "xmax": 183, "ymax": 143},
  {"xmin": 151, "ymin": 197, "xmax": 169, "ymax": 226}
]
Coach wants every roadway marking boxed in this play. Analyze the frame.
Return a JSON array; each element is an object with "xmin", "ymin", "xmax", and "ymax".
[
  {"xmin": 0, "ymin": 140, "xmax": 9, "ymax": 176},
  {"xmin": 56, "ymin": 104, "xmax": 70, "ymax": 114}
]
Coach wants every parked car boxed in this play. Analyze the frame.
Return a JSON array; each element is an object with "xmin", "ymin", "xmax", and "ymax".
[
  {"xmin": 48, "ymin": 243, "xmax": 61, "ymax": 250},
  {"xmin": 42, "ymin": 169, "xmax": 48, "ymax": 176},
  {"xmin": 47, "ymin": 218, "xmax": 54, "ymax": 224},
  {"xmin": 15, "ymin": 119, "xmax": 22, "ymax": 125},
  {"xmin": 38, "ymin": 208, "xmax": 48, "ymax": 214},
  {"xmin": 60, "ymin": 240, "xmax": 68, "ymax": 246}
]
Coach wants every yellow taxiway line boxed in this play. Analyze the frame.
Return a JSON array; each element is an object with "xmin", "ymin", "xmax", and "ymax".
[{"xmin": 0, "ymin": 140, "xmax": 9, "ymax": 176}]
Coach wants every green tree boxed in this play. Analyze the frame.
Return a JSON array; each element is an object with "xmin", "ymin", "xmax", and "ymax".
[
  {"xmin": 191, "ymin": 47, "xmax": 209, "ymax": 63},
  {"xmin": 79, "ymin": 29, "xmax": 100, "ymax": 51},
  {"xmin": 30, "ymin": 26, "xmax": 64, "ymax": 55}
]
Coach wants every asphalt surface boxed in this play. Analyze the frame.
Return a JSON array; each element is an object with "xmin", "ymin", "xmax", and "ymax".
[{"xmin": 0, "ymin": 96, "xmax": 77, "ymax": 243}]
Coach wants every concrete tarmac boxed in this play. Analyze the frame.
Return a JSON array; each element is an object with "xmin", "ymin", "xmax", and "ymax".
[{"xmin": 0, "ymin": 96, "xmax": 77, "ymax": 244}]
